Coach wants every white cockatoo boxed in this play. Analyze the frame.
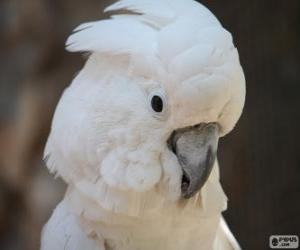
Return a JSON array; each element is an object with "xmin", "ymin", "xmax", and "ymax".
[{"xmin": 41, "ymin": 0, "xmax": 245, "ymax": 249}]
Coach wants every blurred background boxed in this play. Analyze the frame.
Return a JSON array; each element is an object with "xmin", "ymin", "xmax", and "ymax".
[{"xmin": 0, "ymin": 0, "xmax": 299, "ymax": 249}]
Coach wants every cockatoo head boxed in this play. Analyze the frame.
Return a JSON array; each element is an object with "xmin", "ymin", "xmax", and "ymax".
[{"xmin": 45, "ymin": 0, "xmax": 245, "ymax": 211}]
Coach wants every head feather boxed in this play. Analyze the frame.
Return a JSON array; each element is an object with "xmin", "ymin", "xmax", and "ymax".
[{"xmin": 66, "ymin": 0, "xmax": 221, "ymax": 60}]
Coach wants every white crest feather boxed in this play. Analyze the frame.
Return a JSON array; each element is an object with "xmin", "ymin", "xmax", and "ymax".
[
  {"xmin": 66, "ymin": 0, "xmax": 221, "ymax": 62},
  {"xmin": 66, "ymin": 19, "xmax": 157, "ymax": 54}
]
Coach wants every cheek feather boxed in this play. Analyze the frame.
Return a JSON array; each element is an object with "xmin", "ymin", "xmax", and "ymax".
[
  {"xmin": 100, "ymin": 147, "xmax": 162, "ymax": 192},
  {"xmin": 159, "ymin": 148, "xmax": 183, "ymax": 201}
]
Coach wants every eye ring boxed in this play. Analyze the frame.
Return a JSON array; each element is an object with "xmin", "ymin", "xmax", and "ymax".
[{"xmin": 148, "ymin": 90, "xmax": 168, "ymax": 118}]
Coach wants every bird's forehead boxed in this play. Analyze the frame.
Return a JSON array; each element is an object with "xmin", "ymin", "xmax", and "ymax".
[
  {"xmin": 156, "ymin": 46, "xmax": 244, "ymax": 132},
  {"xmin": 164, "ymin": 78, "xmax": 226, "ymax": 127}
]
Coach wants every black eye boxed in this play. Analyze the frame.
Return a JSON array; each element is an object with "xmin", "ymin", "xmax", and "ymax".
[{"xmin": 151, "ymin": 95, "xmax": 163, "ymax": 112}]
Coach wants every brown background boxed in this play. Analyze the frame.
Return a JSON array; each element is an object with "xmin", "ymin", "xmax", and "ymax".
[{"xmin": 0, "ymin": 0, "xmax": 299, "ymax": 249}]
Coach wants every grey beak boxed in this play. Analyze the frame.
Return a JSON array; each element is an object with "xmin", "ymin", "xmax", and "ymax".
[{"xmin": 167, "ymin": 123, "xmax": 219, "ymax": 199}]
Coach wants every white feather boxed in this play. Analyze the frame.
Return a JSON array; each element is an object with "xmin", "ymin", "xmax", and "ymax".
[
  {"xmin": 42, "ymin": 0, "xmax": 245, "ymax": 249},
  {"xmin": 66, "ymin": 19, "xmax": 157, "ymax": 55}
]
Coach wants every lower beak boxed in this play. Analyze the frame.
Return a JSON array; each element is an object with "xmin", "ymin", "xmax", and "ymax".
[{"xmin": 167, "ymin": 123, "xmax": 219, "ymax": 199}]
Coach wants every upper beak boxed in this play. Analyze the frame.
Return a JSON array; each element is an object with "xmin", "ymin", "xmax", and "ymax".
[{"xmin": 167, "ymin": 123, "xmax": 219, "ymax": 199}]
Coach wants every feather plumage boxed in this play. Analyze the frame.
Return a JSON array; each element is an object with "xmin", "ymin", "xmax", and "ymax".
[{"xmin": 42, "ymin": 0, "xmax": 245, "ymax": 249}]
